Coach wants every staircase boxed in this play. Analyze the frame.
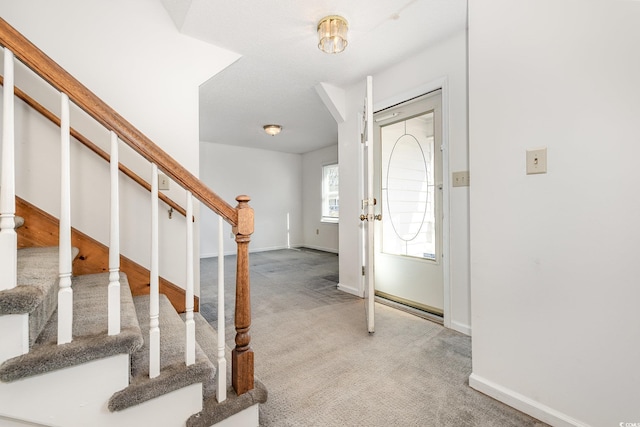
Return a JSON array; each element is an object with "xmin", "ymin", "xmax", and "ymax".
[
  {"xmin": 0, "ymin": 17, "xmax": 266, "ymax": 427},
  {"xmin": 1, "ymin": 245, "xmax": 266, "ymax": 426}
]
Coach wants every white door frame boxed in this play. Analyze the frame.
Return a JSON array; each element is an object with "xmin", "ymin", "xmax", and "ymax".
[{"xmin": 367, "ymin": 76, "xmax": 451, "ymax": 329}]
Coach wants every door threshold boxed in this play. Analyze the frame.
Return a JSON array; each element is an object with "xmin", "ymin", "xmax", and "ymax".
[{"xmin": 374, "ymin": 295, "xmax": 444, "ymax": 325}]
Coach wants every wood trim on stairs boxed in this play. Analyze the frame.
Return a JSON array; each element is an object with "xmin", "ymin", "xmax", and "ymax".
[
  {"xmin": 16, "ymin": 196, "xmax": 198, "ymax": 313},
  {"xmin": 0, "ymin": 17, "xmax": 237, "ymax": 226},
  {"xmin": 0, "ymin": 75, "xmax": 188, "ymax": 219}
]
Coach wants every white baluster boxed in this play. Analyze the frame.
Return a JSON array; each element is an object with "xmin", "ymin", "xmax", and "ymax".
[
  {"xmin": 58, "ymin": 93, "xmax": 73, "ymax": 344},
  {"xmin": 216, "ymin": 215, "xmax": 227, "ymax": 402},
  {"xmin": 149, "ymin": 163, "xmax": 160, "ymax": 378},
  {"xmin": 108, "ymin": 131, "xmax": 120, "ymax": 335},
  {"xmin": 185, "ymin": 192, "xmax": 195, "ymax": 366},
  {"xmin": 0, "ymin": 48, "xmax": 17, "ymax": 291}
]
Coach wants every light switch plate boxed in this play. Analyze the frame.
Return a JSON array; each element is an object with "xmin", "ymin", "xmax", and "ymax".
[
  {"xmin": 158, "ymin": 174, "xmax": 170, "ymax": 190},
  {"xmin": 526, "ymin": 148, "xmax": 547, "ymax": 174},
  {"xmin": 452, "ymin": 171, "xmax": 470, "ymax": 187}
]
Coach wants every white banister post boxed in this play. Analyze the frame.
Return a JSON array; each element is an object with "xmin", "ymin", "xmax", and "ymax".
[
  {"xmin": 58, "ymin": 92, "xmax": 73, "ymax": 344},
  {"xmin": 216, "ymin": 215, "xmax": 227, "ymax": 402},
  {"xmin": 0, "ymin": 48, "xmax": 17, "ymax": 291},
  {"xmin": 108, "ymin": 131, "xmax": 120, "ymax": 336},
  {"xmin": 185, "ymin": 192, "xmax": 195, "ymax": 366},
  {"xmin": 149, "ymin": 163, "xmax": 160, "ymax": 378}
]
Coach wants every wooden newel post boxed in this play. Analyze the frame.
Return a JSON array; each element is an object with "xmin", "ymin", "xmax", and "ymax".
[{"xmin": 232, "ymin": 195, "xmax": 254, "ymax": 395}]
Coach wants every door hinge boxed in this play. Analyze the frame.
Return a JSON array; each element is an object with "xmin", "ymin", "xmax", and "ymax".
[{"xmin": 362, "ymin": 266, "xmax": 366, "ymax": 276}]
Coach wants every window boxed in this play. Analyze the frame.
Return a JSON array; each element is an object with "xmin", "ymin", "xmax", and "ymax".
[
  {"xmin": 322, "ymin": 163, "xmax": 339, "ymax": 222},
  {"xmin": 381, "ymin": 111, "xmax": 436, "ymax": 259}
]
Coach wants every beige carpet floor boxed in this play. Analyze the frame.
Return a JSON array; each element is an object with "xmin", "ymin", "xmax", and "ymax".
[{"xmin": 200, "ymin": 248, "xmax": 548, "ymax": 427}]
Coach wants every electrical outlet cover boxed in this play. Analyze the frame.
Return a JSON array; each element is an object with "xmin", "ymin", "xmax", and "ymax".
[{"xmin": 452, "ymin": 171, "xmax": 470, "ymax": 187}]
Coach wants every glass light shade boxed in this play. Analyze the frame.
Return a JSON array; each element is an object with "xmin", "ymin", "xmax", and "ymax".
[
  {"xmin": 263, "ymin": 124, "xmax": 282, "ymax": 136},
  {"xmin": 317, "ymin": 15, "xmax": 348, "ymax": 54}
]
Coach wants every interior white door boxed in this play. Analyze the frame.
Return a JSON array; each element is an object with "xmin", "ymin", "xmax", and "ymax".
[
  {"xmin": 373, "ymin": 90, "xmax": 444, "ymax": 315},
  {"xmin": 360, "ymin": 76, "xmax": 375, "ymax": 333}
]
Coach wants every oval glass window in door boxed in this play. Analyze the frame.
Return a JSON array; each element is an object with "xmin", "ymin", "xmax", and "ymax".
[{"xmin": 381, "ymin": 111, "xmax": 436, "ymax": 259}]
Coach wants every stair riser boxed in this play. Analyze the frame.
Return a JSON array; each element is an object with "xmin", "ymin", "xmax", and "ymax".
[
  {"xmin": 0, "ymin": 353, "xmax": 202, "ymax": 426},
  {"xmin": 0, "ymin": 232, "xmax": 18, "ymax": 292},
  {"xmin": 1, "ymin": 352, "xmax": 206, "ymax": 427},
  {"xmin": 106, "ymin": 384, "xmax": 203, "ymax": 427},
  {"xmin": 211, "ymin": 405, "xmax": 259, "ymax": 427},
  {"xmin": 0, "ymin": 314, "xmax": 28, "ymax": 363},
  {"xmin": 0, "ymin": 355, "xmax": 129, "ymax": 426}
]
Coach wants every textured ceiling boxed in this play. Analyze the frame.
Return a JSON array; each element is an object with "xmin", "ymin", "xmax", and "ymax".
[{"xmin": 162, "ymin": 0, "xmax": 467, "ymax": 154}]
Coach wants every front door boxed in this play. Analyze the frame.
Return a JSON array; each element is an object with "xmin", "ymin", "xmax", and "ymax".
[
  {"xmin": 373, "ymin": 90, "xmax": 444, "ymax": 316},
  {"xmin": 360, "ymin": 76, "xmax": 375, "ymax": 333}
]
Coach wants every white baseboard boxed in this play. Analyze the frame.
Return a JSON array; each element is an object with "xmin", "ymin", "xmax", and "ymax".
[
  {"xmin": 337, "ymin": 283, "xmax": 362, "ymax": 297},
  {"xmin": 200, "ymin": 245, "xmax": 307, "ymax": 259},
  {"xmin": 468, "ymin": 373, "xmax": 590, "ymax": 427},
  {"xmin": 450, "ymin": 320, "xmax": 471, "ymax": 336},
  {"xmin": 200, "ymin": 251, "xmax": 224, "ymax": 259},
  {"xmin": 250, "ymin": 245, "xmax": 306, "ymax": 253},
  {"xmin": 299, "ymin": 244, "xmax": 338, "ymax": 254},
  {"xmin": 0, "ymin": 414, "xmax": 50, "ymax": 426}
]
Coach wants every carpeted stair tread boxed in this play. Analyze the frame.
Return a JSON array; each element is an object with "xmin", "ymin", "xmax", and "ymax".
[
  {"xmin": 187, "ymin": 377, "xmax": 268, "ymax": 427},
  {"xmin": 0, "ymin": 246, "xmax": 79, "ymax": 346},
  {"xmin": 0, "ymin": 272, "xmax": 143, "ymax": 382},
  {"xmin": 184, "ymin": 312, "xmax": 222, "ymax": 361},
  {"xmin": 0, "ymin": 247, "xmax": 76, "ymax": 314},
  {"xmin": 14, "ymin": 216, "xmax": 24, "ymax": 229},
  {"xmin": 108, "ymin": 294, "xmax": 216, "ymax": 412},
  {"xmin": 184, "ymin": 312, "xmax": 268, "ymax": 427}
]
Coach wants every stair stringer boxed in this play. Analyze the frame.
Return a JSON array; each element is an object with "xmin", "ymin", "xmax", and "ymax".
[{"xmin": 0, "ymin": 354, "xmax": 203, "ymax": 427}]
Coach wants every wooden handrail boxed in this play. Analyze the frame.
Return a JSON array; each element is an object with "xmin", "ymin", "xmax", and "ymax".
[
  {"xmin": 0, "ymin": 18, "xmax": 237, "ymax": 226},
  {"xmin": 0, "ymin": 75, "xmax": 187, "ymax": 218}
]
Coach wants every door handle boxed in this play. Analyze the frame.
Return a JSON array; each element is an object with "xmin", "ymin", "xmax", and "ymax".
[{"xmin": 361, "ymin": 214, "xmax": 381, "ymax": 221}]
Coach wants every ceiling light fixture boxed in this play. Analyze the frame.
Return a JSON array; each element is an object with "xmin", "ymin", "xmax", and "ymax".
[
  {"xmin": 263, "ymin": 124, "xmax": 282, "ymax": 136},
  {"xmin": 317, "ymin": 15, "xmax": 348, "ymax": 54}
]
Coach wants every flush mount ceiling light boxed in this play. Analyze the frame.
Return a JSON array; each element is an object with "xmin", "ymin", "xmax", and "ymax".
[
  {"xmin": 317, "ymin": 15, "xmax": 348, "ymax": 54},
  {"xmin": 263, "ymin": 124, "xmax": 282, "ymax": 136}
]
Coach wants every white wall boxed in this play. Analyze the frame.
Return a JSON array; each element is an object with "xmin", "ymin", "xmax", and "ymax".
[
  {"xmin": 0, "ymin": 0, "xmax": 239, "ymax": 290},
  {"xmin": 199, "ymin": 142, "xmax": 303, "ymax": 257},
  {"xmin": 301, "ymin": 145, "xmax": 338, "ymax": 253},
  {"xmin": 338, "ymin": 32, "xmax": 470, "ymax": 333},
  {"xmin": 468, "ymin": 1, "xmax": 640, "ymax": 425}
]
